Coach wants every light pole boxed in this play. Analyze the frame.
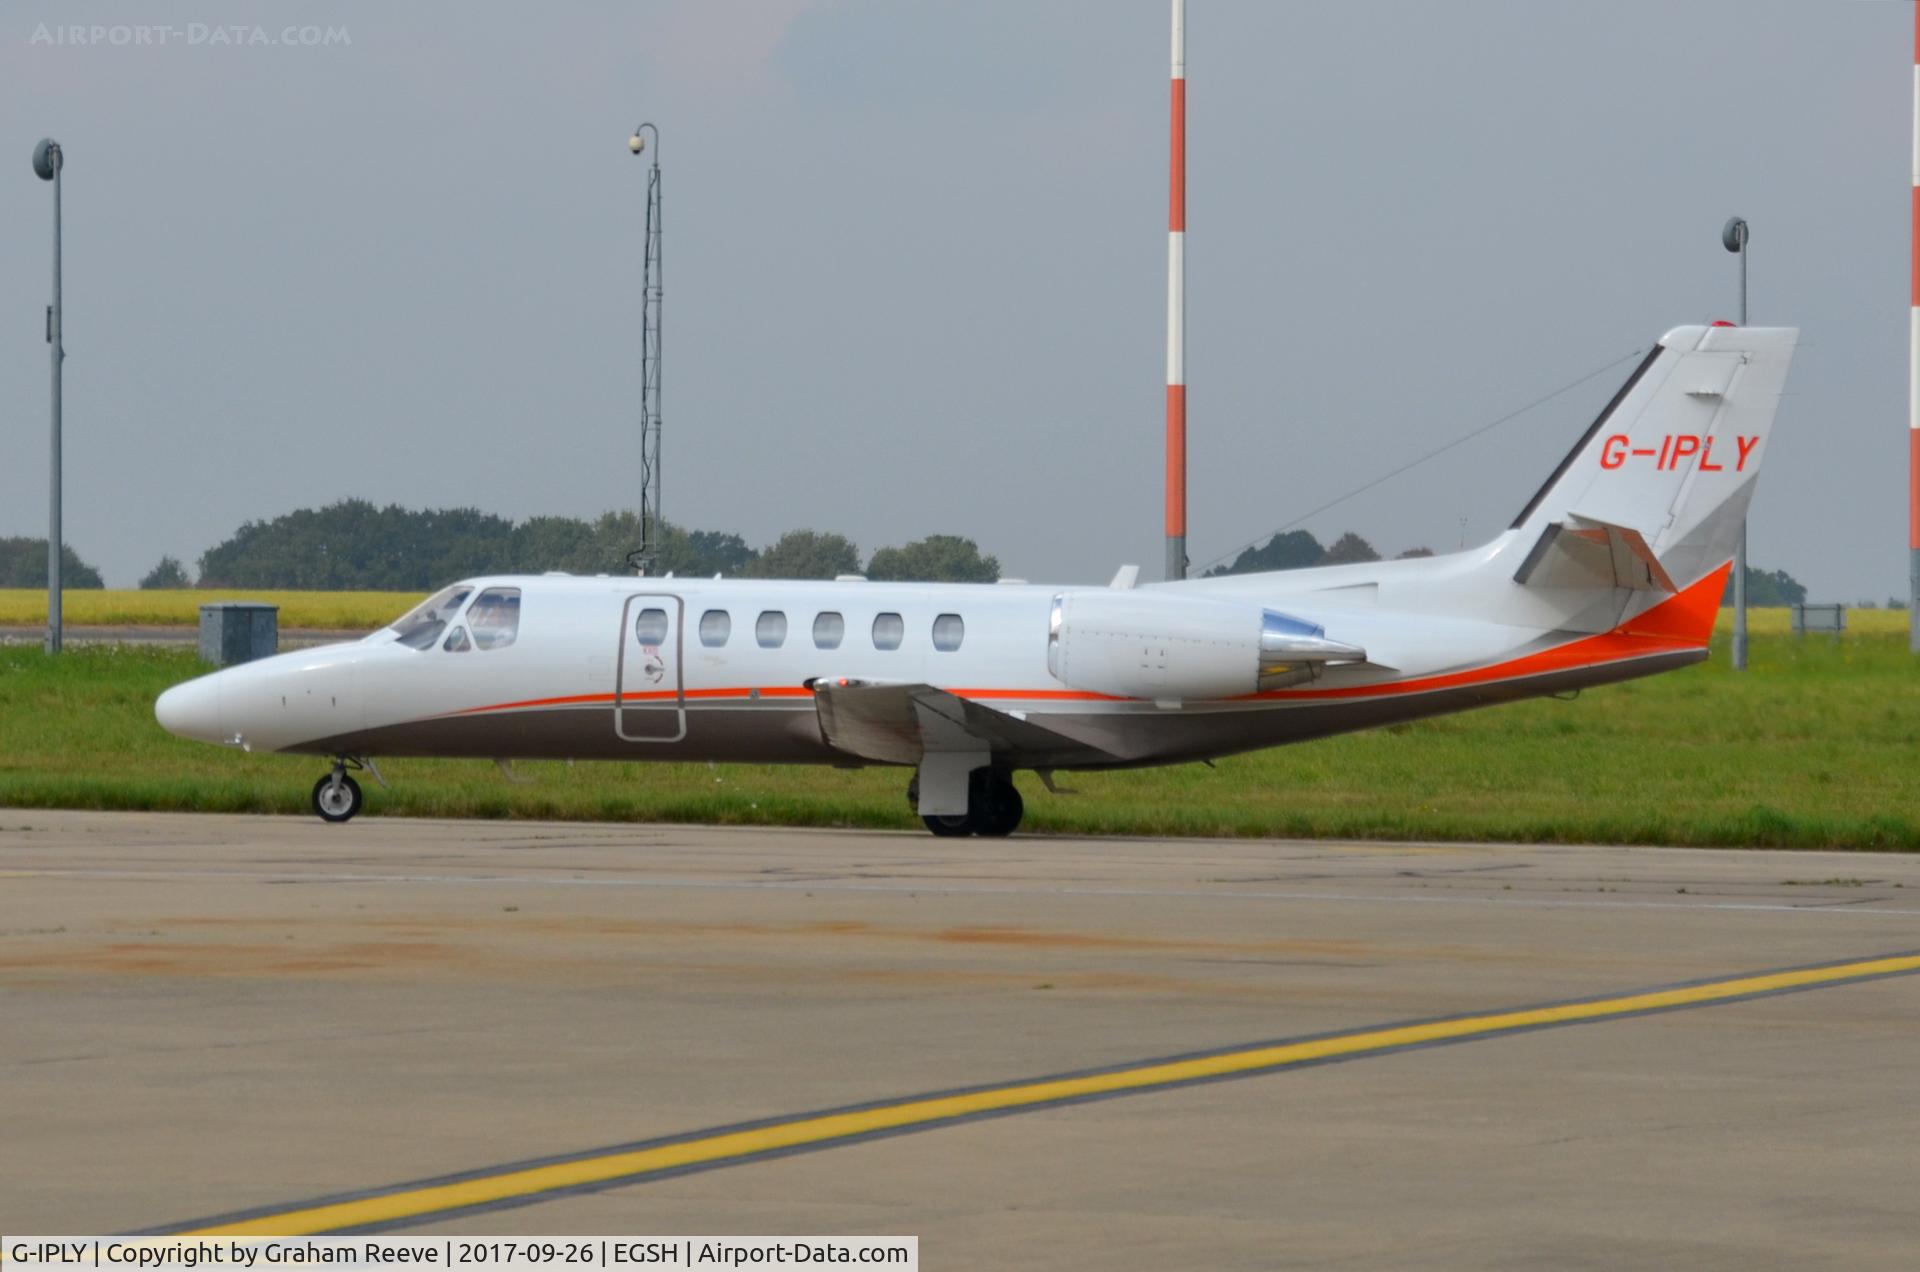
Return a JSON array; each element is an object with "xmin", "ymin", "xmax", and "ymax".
[
  {"xmin": 1723, "ymin": 215, "xmax": 1749, "ymax": 671},
  {"xmin": 627, "ymin": 123, "xmax": 663, "ymax": 577},
  {"xmin": 33, "ymin": 138, "xmax": 64, "ymax": 656},
  {"xmin": 1911, "ymin": 0, "xmax": 1920, "ymax": 652}
]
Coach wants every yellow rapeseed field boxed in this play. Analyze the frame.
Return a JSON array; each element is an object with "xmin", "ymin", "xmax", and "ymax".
[
  {"xmin": 0, "ymin": 589, "xmax": 423, "ymax": 630},
  {"xmin": 1714, "ymin": 606, "xmax": 1907, "ymax": 636}
]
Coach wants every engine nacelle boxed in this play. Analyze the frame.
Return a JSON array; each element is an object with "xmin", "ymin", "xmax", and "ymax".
[{"xmin": 1047, "ymin": 591, "xmax": 1365, "ymax": 702}]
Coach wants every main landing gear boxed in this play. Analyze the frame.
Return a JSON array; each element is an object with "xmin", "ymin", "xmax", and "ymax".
[
  {"xmin": 912, "ymin": 769, "xmax": 1024, "ymax": 838},
  {"xmin": 311, "ymin": 758, "xmax": 367, "ymax": 824}
]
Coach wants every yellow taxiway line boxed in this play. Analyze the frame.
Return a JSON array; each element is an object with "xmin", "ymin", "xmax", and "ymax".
[{"xmin": 170, "ymin": 950, "xmax": 1920, "ymax": 1236}]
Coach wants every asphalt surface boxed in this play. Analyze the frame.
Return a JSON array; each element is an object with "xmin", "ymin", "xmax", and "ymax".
[{"xmin": 3, "ymin": 811, "xmax": 1918, "ymax": 1267}]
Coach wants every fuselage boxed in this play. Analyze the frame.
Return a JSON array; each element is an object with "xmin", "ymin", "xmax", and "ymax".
[{"xmin": 153, "ymin": 534, "xmax": 1722, "ymax": 773}]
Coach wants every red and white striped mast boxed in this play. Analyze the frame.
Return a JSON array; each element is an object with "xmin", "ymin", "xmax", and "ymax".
[
  {"xmin": 1910, "ymin": 3, "xmax": 1919, "ymax": 651},
  {"xmin": 1165, "ymin": 0, "xmax": 1187, "ymax": 581}
]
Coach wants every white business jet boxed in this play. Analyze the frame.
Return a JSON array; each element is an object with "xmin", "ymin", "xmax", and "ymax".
[{"xmin": 157, "ymin": 324, "xmax": 1794, "ymax": 836}]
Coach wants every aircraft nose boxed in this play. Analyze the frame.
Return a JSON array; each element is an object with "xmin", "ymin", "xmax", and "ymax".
[{"xmin": 155, "ymin": 675, "xmax": 224, "ymax": 744}]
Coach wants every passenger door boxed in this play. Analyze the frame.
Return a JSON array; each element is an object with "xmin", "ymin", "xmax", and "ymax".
[{"xmin": 616, "ymin": 594, "xmax": 686, "ymax": 742}]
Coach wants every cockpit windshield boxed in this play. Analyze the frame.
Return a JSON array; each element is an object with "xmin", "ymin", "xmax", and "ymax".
[
  {"xmin": 467, "ymin": 587, "xmax": 521, "ymax": 650},
  {"xmin": 389, "ymin": 585, "xmax": 473, "ymax": 650}
]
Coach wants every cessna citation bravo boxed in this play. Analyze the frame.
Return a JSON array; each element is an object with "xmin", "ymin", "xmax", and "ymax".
[{"xmin": 157, "ymin": 324, "xmax": 1794, "ymax": 836}]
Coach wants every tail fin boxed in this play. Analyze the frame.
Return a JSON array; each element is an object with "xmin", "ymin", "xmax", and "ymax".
[{"xmin": 1510, "ymin": 324, "xmax": 1798, "ymax": 592}]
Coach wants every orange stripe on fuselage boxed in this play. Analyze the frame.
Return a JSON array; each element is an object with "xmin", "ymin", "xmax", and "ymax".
[
  {"xmin": 450, "ymin": 692, "xmax": 616, "ymax": 714},
  {"xmin": 950, "ymin": 688, "xmax": 1129, "ymax": 702},
  {"xmin": 446, "ymin": 686, "xmax": 814, "ymax": 715},
  {"xmin": 436, "ymin": 564, "xmax": 1729, "ymax": 720}
]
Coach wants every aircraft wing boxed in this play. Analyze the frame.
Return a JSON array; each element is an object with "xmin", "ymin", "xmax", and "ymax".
[{"xmin": 812, "ymin": 679, "xmax": 1114, "ymax": 768}]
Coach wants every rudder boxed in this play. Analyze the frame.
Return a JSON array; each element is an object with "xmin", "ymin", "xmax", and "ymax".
[{"xmin": 1510, "ymin": 324, "xmax": 1798, "ymax": 592}]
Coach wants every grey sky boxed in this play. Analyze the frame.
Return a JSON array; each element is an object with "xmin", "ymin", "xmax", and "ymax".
[{"xmin": 0, "ymin": 1, "xmax": 1907, "ymax": 600}]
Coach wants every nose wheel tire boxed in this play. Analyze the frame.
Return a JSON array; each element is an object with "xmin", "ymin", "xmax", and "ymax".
[{"xmin": 311, "ymin": 773, "xmax": 364, "ymax": 824}]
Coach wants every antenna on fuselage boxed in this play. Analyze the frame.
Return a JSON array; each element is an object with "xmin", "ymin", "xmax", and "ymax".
[{"xmin": 626, "ymin": 122, "xmax": 664, "ymax": 576}]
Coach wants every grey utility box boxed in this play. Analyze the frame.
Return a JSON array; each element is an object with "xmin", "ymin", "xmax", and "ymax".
[
  {"xmin": 199, "ymin": 602, "xmax": 279, "ymax": 666},
  {"xmin": 1791, "ymin": 603, "xmax": 1846, "ymax": 636}
]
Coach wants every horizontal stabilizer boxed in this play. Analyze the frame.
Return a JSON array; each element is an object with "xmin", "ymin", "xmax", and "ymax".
[{"xmin": 1514, "ymin": 514, "xmax": 1676, "ymax": 594}]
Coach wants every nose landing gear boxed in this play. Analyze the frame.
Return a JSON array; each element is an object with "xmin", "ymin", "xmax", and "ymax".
[
  {"xmin": 311, "ymin": 758, "xmax": 367, "ymax": 824},
  {"xmin": 910, "ymin": 769, "xmax": 1024, "ymax": 838}
]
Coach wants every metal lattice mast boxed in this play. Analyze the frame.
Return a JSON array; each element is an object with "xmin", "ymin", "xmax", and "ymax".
[{"xmin": 629, "ymin": 123, "xmax": 663, "ymax": 576}]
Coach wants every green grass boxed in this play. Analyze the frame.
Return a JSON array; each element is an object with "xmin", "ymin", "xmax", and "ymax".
[{"xmin": 1, "ymin": 636, "xmax": 1916, "ymax": 848}]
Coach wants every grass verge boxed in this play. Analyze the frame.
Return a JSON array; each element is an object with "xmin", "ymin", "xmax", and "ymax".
[{"xmin": 1, "ymin": 636, "xmax": 1915, "ymax": 848}]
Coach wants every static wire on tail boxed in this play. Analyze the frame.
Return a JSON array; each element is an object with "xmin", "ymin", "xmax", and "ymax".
[{"xmin": 1166, "ymin": 0, "xmax": 1186, "ymax": 582}]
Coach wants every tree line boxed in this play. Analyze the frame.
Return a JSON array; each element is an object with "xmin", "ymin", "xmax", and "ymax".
[
  {"xmin": 0, "ymin": 513, "xmax": 1818, "ymax": 603},
  {"xmin": 1206, "ymin": 528, "xmax": 1812, "ymax": 605},
  {"xmin": 1205, "ymin": 529, "xmax": 1431, "ymax": 576},
  {"xmin": 137, "ymin": 500, "xmax": 1002, "ymax": 589},
  {"xmin": 0, "ymin": 537, "xmax": 104, "ymax": 588}
]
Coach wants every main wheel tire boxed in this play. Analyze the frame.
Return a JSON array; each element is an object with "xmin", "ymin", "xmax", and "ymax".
[
  {"xmin": 311, "ymin": 773, "xmax": 364, "ymax": 824},
  {"xmin": 922, "ymin": 814, "xmax": 974, "ymax": 837},
  {"xmin": 973, "ymin": 777, "xmax": 1024, "ymax": 837}
]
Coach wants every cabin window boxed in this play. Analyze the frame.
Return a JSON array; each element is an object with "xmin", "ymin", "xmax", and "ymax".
[
  {"xmin": 392, "ymin": 585, "xmax": 473, "ymax": 651},
  {"xmin": 634, "ymin": 607, "xmax": 670, "ymax": 647},
  {"xmin": 699, "ymin": 609, "xmax": 731, "ymax": 647},
  {"xmin": 756, "ymin": 610, "xmax": 788, "ymax": 649},
  {"xmin": 467, "ymin": 587, "xmax": 521, "ymax": 651},
  {"xmin": 813, "ymin": 611, "xmax": 844, "ymax": 650},
  {"xmin": 442, "ymin": 625, "xmax": 471, "ymax": 653},
  {"xmin": 872, "ymin": 612, "xmax": 904, "ymax": 651},
  {"xmin": 931, "ymin": 613, "xmax": 964, "ymax": 652}
]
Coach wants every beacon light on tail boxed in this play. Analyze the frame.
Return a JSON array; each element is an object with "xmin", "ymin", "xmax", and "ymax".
[{"xmin": 155, "ymin": 324, "xmax": 1797, "ymax": 836}]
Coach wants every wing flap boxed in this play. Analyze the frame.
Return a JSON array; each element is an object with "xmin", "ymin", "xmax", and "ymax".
[{"xmin": 812, "ymin": 679, "xmax": 1114, "ymax": 768}]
